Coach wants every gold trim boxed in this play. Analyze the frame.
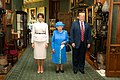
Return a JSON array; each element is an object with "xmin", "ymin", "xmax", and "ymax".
[
  {"xmin": 29, "ymin": 8, "xmax": 36, "ymax": 22},
  {"xmin": 86, "ymin": 6, "xmax": 94, "ymax": 25}
]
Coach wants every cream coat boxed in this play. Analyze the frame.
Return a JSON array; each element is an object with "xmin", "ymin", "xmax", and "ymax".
[{"xmin": 31, "ymin": 22, "xmax": 49, "ymax": 59}]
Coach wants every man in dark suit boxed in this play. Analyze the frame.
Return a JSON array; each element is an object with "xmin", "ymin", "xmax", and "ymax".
[{"xmin": 70, "ymin": 12, "xmax": 91, "ymax": 74}]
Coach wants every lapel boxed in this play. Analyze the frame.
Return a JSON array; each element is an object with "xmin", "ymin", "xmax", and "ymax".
[
  {"xmin": 84, "ymin": 21, "xmax": 87, "ymax": 34},
  {"xmin": 77, "ymin": 20, "xmax": 81, "ymax": 31},
  {"xmin": 77, "ymin": 20, "xmax": 87, "ymax": 32}
]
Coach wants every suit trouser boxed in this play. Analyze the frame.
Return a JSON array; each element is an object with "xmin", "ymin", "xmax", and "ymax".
[{"xmin": 72, "ymin": 42, "xmax": 86, "ymax": 71}]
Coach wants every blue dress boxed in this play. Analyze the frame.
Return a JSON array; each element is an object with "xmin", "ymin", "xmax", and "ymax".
[{"xmin": 52, "ymin": 30, "xmax": 69, "ymax": 64}]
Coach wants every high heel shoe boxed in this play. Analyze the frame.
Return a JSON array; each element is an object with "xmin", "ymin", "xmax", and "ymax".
[
  {"xmin": 60, "ymin": 67, "xmax": 64, "ymax": 73},
  {"xmin": 56, "ymin": 69, "xmax": 59, "ymax": 73},
  {"xmin": 37, "ymin": 70, "xmax": 41, "ymax": 73},
  {"xmin": 40, "ymin": 66, "xmax": 44, "ymax": 73},
  {"xmin": 60, "ymin": 69, "xmax": 64, "ymax": 73},
  {"xmin": 37, "ymin": 67, "xmax": 41, "ymax": 74},
  {"xmin": 40, "ymin": 70, "xmax": 44, "ymax": 73}
]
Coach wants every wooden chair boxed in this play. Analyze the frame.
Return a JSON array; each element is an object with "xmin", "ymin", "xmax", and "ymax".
[{"xmin": 5, "ymin": 43, "xmax": 18, "ymax": 66}]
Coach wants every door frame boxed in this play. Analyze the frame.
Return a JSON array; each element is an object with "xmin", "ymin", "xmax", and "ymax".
[{"xmin": 106, "ymin": 0, "xmax": 120, "ymax": 77}]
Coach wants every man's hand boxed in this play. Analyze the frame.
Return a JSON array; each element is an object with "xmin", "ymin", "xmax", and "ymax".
[
  {"xmin": 87, "ymin": 44, "xmax": 90, "ymax": 48},
  {"xmin": 72, "ymin": 43, "xmax": 75, "ymax": 48}
]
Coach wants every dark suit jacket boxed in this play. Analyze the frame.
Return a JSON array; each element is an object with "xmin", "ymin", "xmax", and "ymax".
[{"xmin": 70, "ymin": 20, "xmax": 91, "ymax": 48}]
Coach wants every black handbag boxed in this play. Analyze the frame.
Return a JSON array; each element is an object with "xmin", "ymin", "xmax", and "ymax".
[{"xmin": 66, "ymin": 44, "xmax": 71, "ymax": 52}]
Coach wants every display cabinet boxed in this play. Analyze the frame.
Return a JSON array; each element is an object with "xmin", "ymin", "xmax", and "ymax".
[
  {"xmin": 90, "ymin": 11, "xmax": 108, "ymax": 69},
  {"xmin": 16, "ymin": 11, "xmax": 27, "ymax": 48}
]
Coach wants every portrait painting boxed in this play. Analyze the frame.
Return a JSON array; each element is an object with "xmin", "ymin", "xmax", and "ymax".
[{"xmin": 29, "ymin": 8, "xmax": 36, "ymax": 21}]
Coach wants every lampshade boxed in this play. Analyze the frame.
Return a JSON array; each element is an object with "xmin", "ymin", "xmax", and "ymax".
[
  {"xmin": 0, "ymin": 0, "xmax": 2, "ymax": 8},
  {"xmin": 102, "ymin": 1, "xmax": 109, "ymax": 12}
]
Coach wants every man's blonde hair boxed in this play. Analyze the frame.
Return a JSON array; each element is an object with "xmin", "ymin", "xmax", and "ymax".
[{"xmin": 79, "ymin": 12, "xmax": 85, "ymax": 16}]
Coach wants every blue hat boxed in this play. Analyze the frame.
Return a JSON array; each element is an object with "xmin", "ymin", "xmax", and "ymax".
[{"xmin": 55, "ymin": 21, "xmax": 65, "ymax": 27}]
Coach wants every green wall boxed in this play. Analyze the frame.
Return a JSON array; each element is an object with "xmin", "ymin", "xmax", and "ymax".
[
  {"xmin": 11, "ymin": 0, "xmax": 23, "ymax": 32},
  {"xmin": 10, "ymin": 0, "xmax": 49, "ymax": 30},
  {"xmin": 6, "ymin": 0, "xmax": 23, "ymax": 42},
  {"xmin": 60, "ymin": 0, "xmax": 69, "ymax": 11},
  {"xmin": 23, "ymin": 0, "xmax": 49, "ymax": 24}
]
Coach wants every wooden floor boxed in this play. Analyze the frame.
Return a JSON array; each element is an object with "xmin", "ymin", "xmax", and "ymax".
[{"xmin": 0, "ymin": 75, "xmax": 5, "ymax": 80}]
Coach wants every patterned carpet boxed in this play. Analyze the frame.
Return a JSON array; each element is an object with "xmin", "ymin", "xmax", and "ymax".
[{"xmin": 4, "ymin": 45, "xmax": 105, "ymax": 80}]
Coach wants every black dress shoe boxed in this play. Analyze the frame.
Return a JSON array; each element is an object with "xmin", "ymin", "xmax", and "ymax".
[
  {"xmin": 79, "ymin": 70, "xmax": 85, "ymax": 74},
  {"xmin": 60, "ymin": 69, "xmax": 64, "ymax": 73},
  {"xmin": 56, "ymin": 70, "xmax": 59, "ymax": 73},
  {"xmin": 73, "ymin": 70, "xmax": 78, "ymax": 74}
]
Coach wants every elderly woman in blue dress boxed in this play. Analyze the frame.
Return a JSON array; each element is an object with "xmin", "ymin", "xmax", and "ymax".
[{"xmin": 51, "ymin": 21, "xmax": 69, "ymax": 73}]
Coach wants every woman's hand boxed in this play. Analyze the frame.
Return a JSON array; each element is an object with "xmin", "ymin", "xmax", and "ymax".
[
  {"xmin": 52, "ymin": 49, "xmax": 55, "ymax": 53},
  {"xmin": 32, "ymin": 43, "xmax": 34, "ymax": 48},
  {"xmin": 61, "ymin": 41, "xmax": 66, "ymax": 45},
  {"xmin": 45, "ymin": 43, "xmax": 48, "ymax": 48}
]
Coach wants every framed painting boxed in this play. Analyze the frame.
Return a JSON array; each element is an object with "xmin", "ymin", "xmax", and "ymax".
[
  {"xmin": 29, "ymin": 8, "xmax": 36, "ymax": 21},
  {"xmin": 37, "ymin": 7, "xmax": 45, "ymax": 14},
  {"xmin": 6, "ymin": 0, "xmax": 11, "ymax": 4},
  {"xmin": 86, "ymin": 6, "xmax": 94, "ymax": 25},
  {"xmin": 37, "ymin": 7, "xmax": 46, "ymax": 22},
  {"xmin": 23, "ymin": 8, "xmax": 28, "ymax": 13},
  {"xmin": 24, "ymin": 0, "xmax": 43, "ymax": 4},
  {"xmin": 6, "ymin": 10, "xmax": 14, "ymax": 25}
]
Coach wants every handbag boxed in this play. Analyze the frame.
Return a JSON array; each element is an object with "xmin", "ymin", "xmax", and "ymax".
[
  {"xmin": 66, "ymin": 43, "xmax": 71, "ymax": 52},
  {"xmin": 33, "ymin": 34, "xmax": 47, "ymax": 42}
]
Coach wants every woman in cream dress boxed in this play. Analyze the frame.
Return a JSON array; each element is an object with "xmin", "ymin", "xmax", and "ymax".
[{"xmin": 31, "ymin": 13, "xmax": 49, "ymax": 73}]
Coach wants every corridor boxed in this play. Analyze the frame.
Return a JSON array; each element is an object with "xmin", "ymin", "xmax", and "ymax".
[{"xmin": 4, "ymin": 45, "xmax": 106, "ymax": 80}]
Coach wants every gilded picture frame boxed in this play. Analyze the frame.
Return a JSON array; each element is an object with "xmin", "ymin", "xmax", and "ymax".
[
  {"xmin": 23, "ymin": 0, "xmax": 44, "ymax": 4},
  {"xmin": 37, "ymin": 7, "xmax": 46, "ymax": 22},
  {"xmin": 86, "ymin": 6, "xmax": 94, "ymax": 25},
  {"xmin": 6, "ymin": 10, "xmax": 14, "ymax": 25},
  {"xmin": 29, "ymin": 8, "xmax": 36, "ymax": 21},
  {"xmin": 6, "ymin": 0, "xmax": 11, "ymax": 4},
  {"xmin": 37, "ymin": 7, "xmax": 45, "ymax": 15}
]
